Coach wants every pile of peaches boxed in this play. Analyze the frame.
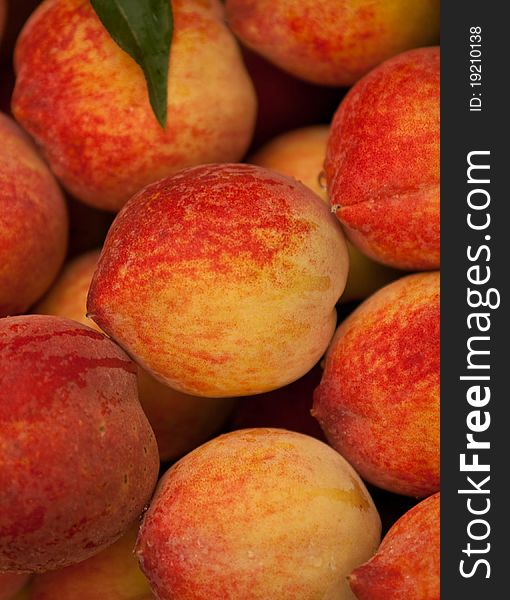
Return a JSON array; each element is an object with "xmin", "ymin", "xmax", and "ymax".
[{"xmin": 0, "ymin": 1, "xmax": 440, "ymax": 599}]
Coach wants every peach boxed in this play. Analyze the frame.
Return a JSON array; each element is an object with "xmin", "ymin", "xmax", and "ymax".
[
  {"xmin": 0, "ymin": 315, "xmax": 159, "ymax": 572},
  {"xmin": 12, "ymin": 0, "xmax": 256, "ymax": 211},
  {"xmin": 350, "ymin": 493, "xmax": 439, "ymax": 599},
  {"xmin": 313, "ymin": 272, "xmax": 439, "ymax": 497},
  {"xmin": 88, "ymin": 163, "xmax": 349, "ymax": 397},
  {"xmin": 0, "ymin": 574, "xmax": 30, "ymax": 600},
  {"xmin": 0, "ymin": 112, "xmax": 67, "ymax": 316},
  {"xmin": 29, "ymin": 526, "xmax": 153, "ymax": 599},
  {"xmin": 326, "ymin": 47, "xmax": 440, "ymax": 270},
  {"xmin": 249, "ymin": 126, "xmax": 400, "ymax": 301},
  {"xmin": 35, "ymin": 250, "xmax": 237, "ymax": 462},
  {"xmin": 226, "ymin": 0, "xmax": 439, "ymax": 86},
  {"xmin": 136, "ymin": 429, "xmax": 381, "ymax": 600}
]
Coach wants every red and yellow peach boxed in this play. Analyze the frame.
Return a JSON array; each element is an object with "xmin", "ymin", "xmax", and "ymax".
[
  {"xmin": 88, "ymin": 163, "xmax": 349, "ymax": 397},
  {"xmin": 326, "ymin": 47, "xmax": 440, "ymax": 270},
  {"xmin": 12, "ymin": 0, "xmax": 257, "ymax": 211},
  {"xmin": 226, "ymin": 0, "xmax": 440, "ymax": 86},
  {"xmin": 136, "ymin": 429, "xmax": 381, "ymax": 600},
  {"xmin": 313, "ymin": 272, "xmax": 440, "ymax": 497}
]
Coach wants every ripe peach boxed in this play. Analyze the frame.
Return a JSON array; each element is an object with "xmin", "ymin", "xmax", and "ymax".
[
  {"xmin": 249, "ymin": 125, "xmax": 400, "ymax": 301},
  {"xmin": 326, "ymin": 47, "xmax": 440, "ymax": 270},
  {"xmin": 29, "ymin": 526, "xmax": 153, "ymax": 600},
  {"xmin": 35, "ymin": 250, "xmax": 237, "ymax": 462},
  {"xmin": 0, "ymin": 315, "xmax": 159, "ymax": 572},
  {"xmin": 0, "ymin": 112, "xmax": 67, "ymax": 316},
  {"xmin": 0, "ymin": 574, "xmax": 29, "ymax": 600},
  {"xmin": 88, "ymin": 163, "xmax": 349, "ymax": 397},
  {"xmin": 12, "ymin": 0, "xmax": 256, "ymax": 211},
  {"xmin": 226, "ymin": 0, "xmax": 439, "ymax": 86},
  {"xmin": 350, "ymin": 493, "xmax": 439, "ymax": 600},
  {"xmin": 136, "ymin": 429, "xmax": 381, "ymax": 600},
  {"xmin": 313, "ymin": 272, "xmax": 439, "ymax": 497}
]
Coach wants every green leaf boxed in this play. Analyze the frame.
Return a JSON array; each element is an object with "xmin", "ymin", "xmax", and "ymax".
[{"xmin": 91, "ymin": 0, "xmax": 173, "ymax": 129}]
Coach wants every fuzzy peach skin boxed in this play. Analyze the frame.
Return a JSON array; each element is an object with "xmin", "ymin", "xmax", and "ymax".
[
  {"xmin": 226, "ymin": 0, "xmax": 439, "ymax": 87},
  {"xmin": 12, "ymin": 0, "xmax": 256, "ymax": 212},
  {"xmin": 350, "ymin": 493, "xmax": 439, "ymax": 600},
  {"xmin": 87, "ymin": 163, "xmax": 349, "ymax": 397},
  {"xmin": 35, "ymin": 250, "xmax": 237, "ymax": 462},
  {"xmin": 313, "ymin": 272, "xmax": 439, "ymax": 497},
  {"xmin": 249, "ymin": 126, "xmax": 400, "ymax": 302},
  {"xmin": 136, "ymin": 429, "xmax": 381, "ymax": 600},
  {"xmin": 326, "ymin": 47, "xmax": 440, "ymax": 270},
  {"xmin": 0, "ymin": 315, "xmax": 159, "ymax": 573},
  {"xmin": 29, "ymin": 526, "xmax": 153, "ymax": 600},
  {"xmin": 0, "ymin": 574, "xmax": 30, "ymax": 600},
  {"xmin": 0, "ymin": 113, "xmax": 67, "ymax": 316}
]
